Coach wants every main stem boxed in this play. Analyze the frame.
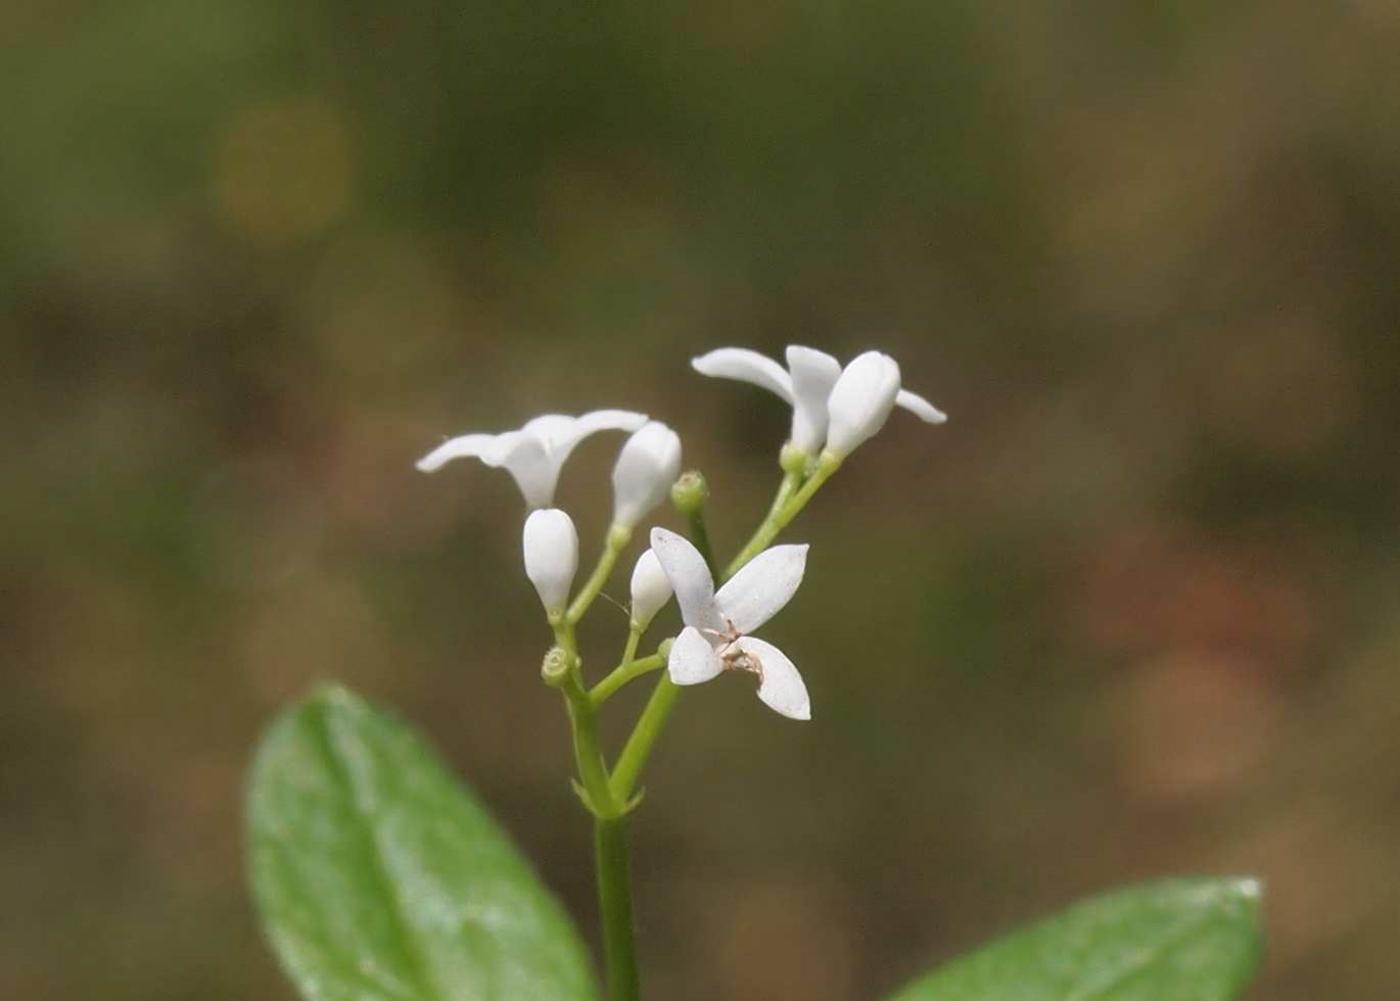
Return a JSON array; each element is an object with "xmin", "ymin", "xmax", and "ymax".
[{"xmin": 594, "ymin": 818, "xmax": 640, "ymax": 1001}]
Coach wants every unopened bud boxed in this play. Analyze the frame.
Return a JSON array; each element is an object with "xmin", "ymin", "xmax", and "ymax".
[
  {"xmin": 779, "ymin": 441, "xmax": 811, "ymax": 476},
  {"xmin": 670, "ymin": 470, "xmax": 708, "ymax": 515},
  {"xmin": 522, "ymin": 508, "xmax": 578, "ymax": 617},
  {"xmin": 628, "ymin": 549, "xmax": 673, "ymax": 631}
]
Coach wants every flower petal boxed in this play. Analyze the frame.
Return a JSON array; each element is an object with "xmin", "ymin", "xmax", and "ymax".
[
  {"xmin": 668, "ymin": 626, "xmax": 724, "ymax": 685},
  {"xmin": 522, "ymin": 409, "xmax": 648, "ymax": 453},
  {"xmin": 571, "ymin": 409, "xmax": 650, "ymax": 436},
  {"xmin": 611, "ymin": 421, "xmax": 682, "ymax": 528},
  {"xmin": 895, "ymin": 388, "xmax": 947, "ymax": 424},
  {"xmin": 825, "ymin": 350, "xmax": 901, "ymax": 458},
  {"xmin": 785, "ymin": 346, "xmax": 842, "ymax": 453},
  {"xmin": 715, "ymin": 543, "xmax": 808, "ymax": 634},
  {"xmin": 737, "ymin": 636, "xmax": 810, "ymax": 720},
  {"xmin": 519, "ymin": 414, "xmax": 577, "ymax": 451},
  {"xmin": 649, "ymin": 527, "xmax": 720, "ymax": 631},
  {"xmin": 484, "ymin": 432, "xmax": 559, "ymax": 508},
  {"xmin": 415, "ymin": 433, "xmax": 499, "ymax": 472},
  {"xmin": 691, "ymin": 348, "xmax": 794, "ymax": 403},
  {"xmin": 543, "ymin": 408, "xmax": 650, "ymax": 474}
]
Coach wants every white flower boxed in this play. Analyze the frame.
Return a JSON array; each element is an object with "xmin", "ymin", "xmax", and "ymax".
[
  {"xmin": 611, "ymin": 421, "xmax": 682, "ymax": 529},
  {"xmin": 417, "ymin": 410, "xmax": 648, "ymax": 509},
  {"xmin": 628, "ymin": 548, "xmax": 673, "ymax": 631},
  {"xmin": 648, "ymin": 527, "xmax": 811, "ymax": 720},
  {"xmin": 522, "ymin": 508, "xmax": 578, "ymax": 616},
  {"xmin": 691, "ymin": 345, "xmax": 944, "ymax": 456}
]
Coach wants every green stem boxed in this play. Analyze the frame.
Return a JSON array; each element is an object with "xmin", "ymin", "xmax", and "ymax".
[
  {"xmin": 609, "ymin": 674, "xmax": 681, "ymax": 803},
  {"xmin": 589, "ymin": 651, "xmax": 667, "ymax": 707},
  {"xmin": 594, "ymin": 817, "xmax": 640, "ymax": 1001},
  {"xmin": 763, "ymin": 467, "xmax": 804, "ymax": 522},
  {"xmin": 568, "ymin": 523, "xmax": 632, "ymax": 625},
  {"xmin": 684, "ymin": 505, "xmax": 718, "ymax": 576},
  {"xmin": 619, "ymin": 627, "xmax": 641, "ymax": 667},
  {"xmin": 563, "ymin": 673, "xmax": 618, "ymax": 817},
  {"xmin": 723, "ymin": 456, "xmax": 839, "ymax": 577}
]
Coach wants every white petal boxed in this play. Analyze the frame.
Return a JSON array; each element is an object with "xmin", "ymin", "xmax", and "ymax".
[
  {"xmin": 519, "ymin": 414, "xmax": 577, "ymax": 451},
  {"xmin": 668, "ymin": 626, "xmax": 724, "ymax": 685},
  {"xmin": 611, "ymin": 421, "xmax": 683, "ymax": 527},
  {"xmin": 648, "ymin": 527, "xmax": 720, "ymax": 631},
  {"xmin": 691, "ymin": 348, "xmax": 794, "ymax": 403},
  {"xmin": 485, "ymin": 432, "xmax": 560, "ymax": 509},
  {"xmin": 824, "ymin": 351, "xmax": 901, "ymax": 458},
  {"xmin": 669, "ymin": 630, "xmax": 728, "ymax": 686},
  {"xmin": 522, "ymin": 509, "xmax": 578, "ymax": 615},
  {"xmin": 785, "ymin": 346, "xmax": 842, "ymax": 453},
  {"xmin": 715, "ymin": 543, "xmax": 808, "ymax": 634},
  {"xmin": 562, "ymin": 411, "xmax": 649, "ymax": 450},
  {"xmin": 628, "ymin": 548, "xmax": 674, "ymax": 631},
  {"xmin": 737, "ymin": 636, "xmax": 811, "ymax": 720},
  {"xmin": 415, "ymin": 433, "xmax": 499, "ymax": 473},
  {"xmin": 895, "ymin": 388, "xmax": 947, "ymax": 424},
  {"xmin": 522, "ymin": 410, "xmax": 646, "ymax": 455}
]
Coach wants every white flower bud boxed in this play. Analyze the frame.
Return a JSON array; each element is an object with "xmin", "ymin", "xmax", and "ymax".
[
  {"xmin": 824, "ymin": 351, "xmax": 901, "ymax": 458},
  {"xmin": 628, "ymin": 548, "xmax": 673, "ymax": 630},
  {"xmin": 611, "ymin": 421, "xmax": 682, "ymax": 528},
  {"xmin": 522, "ymin": 508, "xmax": 578, "ymax": 616}
]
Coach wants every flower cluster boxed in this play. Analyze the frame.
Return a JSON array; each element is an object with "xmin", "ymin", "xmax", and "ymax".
[{"xmin": 418, "ymin": 346, "xmax": 943, "ymax": 721}]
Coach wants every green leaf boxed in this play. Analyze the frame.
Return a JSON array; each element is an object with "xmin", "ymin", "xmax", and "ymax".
[
  {"xmin": 885, "ymin": 877, "xmax": 1262, "ymax": 1001},
  {"xmin": 247, "ymin": 685, "xmax": 597, "ymax": 1001}
]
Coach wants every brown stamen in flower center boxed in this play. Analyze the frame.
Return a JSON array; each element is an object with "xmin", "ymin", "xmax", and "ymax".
[{"xmin": 721, "ymin": 645, "xmax": 764, "ymax": 682}]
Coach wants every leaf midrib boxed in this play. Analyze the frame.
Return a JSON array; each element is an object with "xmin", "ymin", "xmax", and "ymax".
[
  {"xmin": 1063, "ymin": 900, "xmax": 1240, "ymax": 1001},
  {"xmin": 308, "ymin": 700, "xmax": 441, "ymax": 1001}
]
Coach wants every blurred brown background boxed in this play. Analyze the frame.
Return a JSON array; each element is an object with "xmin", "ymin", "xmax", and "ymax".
[{"xmin": 4, "ymin": 1, "xmax": 1399, "ymax": 998}]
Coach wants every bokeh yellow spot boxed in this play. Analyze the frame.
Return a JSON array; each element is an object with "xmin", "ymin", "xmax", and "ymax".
[{"xmin": 213, "ymin": 95, "xmax": 351, "ymax": 244}]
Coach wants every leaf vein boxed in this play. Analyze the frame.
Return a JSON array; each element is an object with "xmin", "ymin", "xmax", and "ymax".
[{"xmin": 309, "ymin": 702, "xmax": 441, "ymax": 1001}]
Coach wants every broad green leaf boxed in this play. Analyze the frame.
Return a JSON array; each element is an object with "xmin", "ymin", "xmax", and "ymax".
[
  {"xmin": 247, "ymin": 685, "xmax": 597, "ymax": 1001},
  {"xmin": 886, "ymin": 877, "xmax": 1262, "ymax": 1001}
]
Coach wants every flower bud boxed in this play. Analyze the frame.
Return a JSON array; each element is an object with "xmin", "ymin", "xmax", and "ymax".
[
  {"xmin": 522, "ymin": 508, "xmax": 578, "ymax": 616},
  {"xmin": 824, "ymin": 351, "xmax": 901, "ymax": 458},
  {"xmin": 779, "ymin": 441, "xmax": 811, "ymax": 476},
  {"xmin": 628, "ymin": 548, "xmax": 673, "ymax": 630},
  {"xmin": 669, "ymin": 469, "xmax": 708, "ymax": 515},
  {"xmin": 611, "ymin": 421, "xmax": 682, "ymax": 528}
]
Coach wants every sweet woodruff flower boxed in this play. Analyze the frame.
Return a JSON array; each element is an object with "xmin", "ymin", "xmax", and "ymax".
[
  {"xmin": 628, "ymin": 548, "xmax": 673, "ymax": 632},
  {"xmin": 417, "ymin": 410, "xmax": 648, "ymax": 509},
  {"xmin": 691, "ymin": 346, "xmax": 944, "ymax": 458},
  {"xmin": 611, "ymin": 421, "xmax": 682, "ymax": 529},
  {"xmin": 649, "ymin": 527, "xmax": 811, "ymax": 720},
  {"xmin": 522, "ymin": 508, "xmax": 578, "ymax": 616}
]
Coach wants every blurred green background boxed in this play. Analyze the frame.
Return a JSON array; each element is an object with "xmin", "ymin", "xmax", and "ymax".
[{"xmin": 4, "ymin": 1, "xmax": 1399, "ymax": 998}]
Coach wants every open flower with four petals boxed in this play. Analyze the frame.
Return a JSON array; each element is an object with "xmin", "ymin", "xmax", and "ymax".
[
  {"xmin": 649, "ymin": 527, "xmax": 812, "ymax": 720},
  {"xmin": 692, "ymin": 346, "xmax": 945, "ymax": 458},
  {"xmin": 416, "ymin": 410, "xmax": 647, "ymax": 508}
]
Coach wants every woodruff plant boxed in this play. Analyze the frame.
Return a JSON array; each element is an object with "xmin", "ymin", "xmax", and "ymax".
[{"xmin": 247, "ymin": 346, "xmax": 1265, "ymax": 1001}]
